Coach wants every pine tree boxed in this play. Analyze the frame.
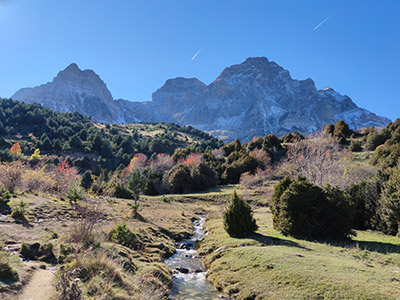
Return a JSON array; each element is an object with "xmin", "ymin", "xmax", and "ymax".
[
  {"xmin": 127, "ymin": 169, "xmax": 147, "ymax": 204},
  {"xmin": 223, "ymin": 191, "xmax": 258, "ymax": 237},
  {"xmin": 81, "ymin": 170, "xmax": 93, "ymax": 190}
]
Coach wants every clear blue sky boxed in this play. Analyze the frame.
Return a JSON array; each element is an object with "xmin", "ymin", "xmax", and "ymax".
[{"xmin": 0, "ymin": 0, "xmax": 399, "ymax": 120}]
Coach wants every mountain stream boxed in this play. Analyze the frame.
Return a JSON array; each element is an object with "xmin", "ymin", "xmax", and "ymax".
[{"xmin": 164, "ymin": 215, "xmax": 222, "ymax": 299}]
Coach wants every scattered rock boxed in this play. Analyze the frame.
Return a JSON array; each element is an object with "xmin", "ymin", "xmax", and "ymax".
[
  {"xmin": 266, "ymin": 264, "xmax": 274, "ymax": 270},
  {"xmin": 20, "ymin": 242, "xmax": 57, "ymax": 264},
  {"xmin": 175, "ymin": 267, "xmax": 189, "ymax": 274}
]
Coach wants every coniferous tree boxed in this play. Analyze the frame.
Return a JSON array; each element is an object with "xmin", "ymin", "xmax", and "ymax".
[
  {"xmin": 223, "ymin": 191, "xmax": 258, "ymax": 238},
  {"xmin": 40, "ymin": 137, "xmax": 52, "ymax": 151},
  {"xmin": 81, "ymin": 170, "xmax": 93, "ymax": 190}
]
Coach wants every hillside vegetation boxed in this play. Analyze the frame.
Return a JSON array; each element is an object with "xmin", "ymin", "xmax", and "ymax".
[
  {"xmin": 0, "ymin": 100, "xmax": 400, "ymax": 299},
  {"xmin": 0, "ymin": 98, "xmax": 222, "ymax": 173}
]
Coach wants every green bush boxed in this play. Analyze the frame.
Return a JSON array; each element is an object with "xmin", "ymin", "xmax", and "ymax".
[
  {"xmin": 324, "ymin": 124, "xmax": 335, "ymax": 136},
  {"xmin": 81, "ymin": 170, "xmax": 93, "ymax": 190},
  {"xmin": 0, "ymin": 187, "xmax": 11, "ymax": 212},
  {"xmin": 11, "ymin": 200, "xmax": 29, "ymax": 220},
  {"xmin": 377, "ymin": 167, "xmax": 400, "ymax": 235},
  {"xmin": 168, "ymin": 164, "xmax": 192, "ymax": 193},
  {"xmin": 111, "ymin": 222, "xmax": 143, "ymax": 249},
  {"xmin": 347, "ymin": 180, "xmax": 380, "ymax": 230},
  {"xmin": 113, "ymin": 184, "xmax": 132, "ymax": 199},
  {"xmin": 366, "ymin": 131, "xmax": 389, "ymax": 151},
  {"xmin": 0, "ymin": 252, "xmax": 18, "ymax": 283},
  {"xmin": 65, "ymin": 182, "xmax": 84, "ymax": 203},
  {"xmin": 191, "ymin": 163, "xmax": 218, "ymax": 191},
  {"xmin": 223, "ymin": 191, "xmax": 258, "ymax": 238},
  {"xmin": 333, "ymin": 120, "xmax": 351, "ymax": 138},
  {"xmin": 160, "ymin": 195, "xmax": 172, "ymax": 203},
  {"xmin": 271, "ymin": 177, "xmax": 354, "ymax": 239},
  {"xmin": 349, "ymin": 140, "xmax": 362, "ymax": 152}
]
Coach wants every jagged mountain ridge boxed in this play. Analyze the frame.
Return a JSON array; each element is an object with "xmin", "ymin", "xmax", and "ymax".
[{"xmin": 12, "ymin": 57, "xmax": 390, "ymax": 141}]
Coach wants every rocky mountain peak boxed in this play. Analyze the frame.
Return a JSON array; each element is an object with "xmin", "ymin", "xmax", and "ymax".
[
  {"xmin": 216, "ymin": 56, "xmax": 291, "ymax": 88},
  {"xmin": 152, "ymin": 77, "xmax": 207, "ymax": 102},
  {"xmin": 64, "ymin": 62, "xmax": 80, "ymax": 73},
  {"xmin": 12, "ymin": 57, "xmax": 391, "ymax": 141},
  {"xmin": 12, "ymin": 63, "xmax": 116, "ymax": 123}
]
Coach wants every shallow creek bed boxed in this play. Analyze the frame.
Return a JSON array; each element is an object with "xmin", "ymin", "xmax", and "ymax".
[{"xmin": 164, "ymin": 215, "xmax": 223, "ymax": 300}]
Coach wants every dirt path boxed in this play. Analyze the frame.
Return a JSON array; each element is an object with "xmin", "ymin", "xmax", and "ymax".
[{"xmin": 18, "ymin": 267, "xmax": 55, "ymax": 300}]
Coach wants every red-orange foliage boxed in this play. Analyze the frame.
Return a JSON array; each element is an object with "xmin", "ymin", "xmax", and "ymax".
[
  {"xmin": 10, "ymin": 142, "xmax": 22, "ymax": 155},
  {"xmin": 127, "ymin": 153, "xmax": 148, "ymax": 172},
  {"xmin": 183, "ymin": 153, "xmax": 203, "ymax": 169},
  {"xmin": 53, "ymin": 158, "xmax": 79, "ymax": 192}
]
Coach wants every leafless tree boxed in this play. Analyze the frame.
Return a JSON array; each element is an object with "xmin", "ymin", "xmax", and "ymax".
[
  {"xmin": 69, "ymin": 202, "xmax": 104, "ymax": 245},
  {"xmin": 281, "ymin": 132, "xmax": 373, "ymax": 189}
]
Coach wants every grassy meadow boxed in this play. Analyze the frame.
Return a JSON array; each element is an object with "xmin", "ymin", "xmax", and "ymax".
[{"xmin": 199, "ymin": 202, "xmax": 400, "ymax": 300}]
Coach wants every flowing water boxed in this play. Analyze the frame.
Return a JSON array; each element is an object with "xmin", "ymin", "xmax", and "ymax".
[{"xmin": 165, "ymin": 216, "xmax": 222, "ymax": 300}]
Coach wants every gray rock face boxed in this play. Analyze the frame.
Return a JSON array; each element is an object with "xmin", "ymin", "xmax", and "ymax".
[
  {"xmin": 12, "ymin": 57, "xmax": 390, "ymax": 141},
  {"xmin": 12, "ymin": 63, "xmax": 118, "ymax": 123}
]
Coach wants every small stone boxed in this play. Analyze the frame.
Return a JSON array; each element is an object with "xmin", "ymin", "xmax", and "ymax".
[{"xmin": 175, "ymin": 267, "xmax": 190, "ymax": 274}]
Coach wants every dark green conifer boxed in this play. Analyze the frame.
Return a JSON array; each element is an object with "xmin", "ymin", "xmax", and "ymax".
[{"xmin": 223, "ymin": 191, "xmax": 258, "ymax": 238}]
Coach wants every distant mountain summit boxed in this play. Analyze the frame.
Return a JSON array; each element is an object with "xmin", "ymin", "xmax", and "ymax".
[
  {"xmin": 12, "ymin": 57, "xmax": 390, "ymax": 141},
  {"xmin": 12, "ymin": 63, "xmax": 118, "ymax": 123}
]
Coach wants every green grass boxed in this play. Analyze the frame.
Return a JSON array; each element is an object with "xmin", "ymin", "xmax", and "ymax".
[{"xmin": 199, "ymin": 207, "xmax": 400, "ymax": 300}]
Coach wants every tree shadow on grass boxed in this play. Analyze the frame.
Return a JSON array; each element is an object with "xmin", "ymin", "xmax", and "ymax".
[
  {"xmin": 329, "ymin": 239, "xmax": 400, "ymax": 254},
  {"xmin": 247, "ymin": 233, "xmax": 306, "ymax": 249}
]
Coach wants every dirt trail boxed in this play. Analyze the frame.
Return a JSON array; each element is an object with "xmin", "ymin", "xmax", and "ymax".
[{"xmin": 18, "ymin": 267, "xmax": 55, "ymax": 300}]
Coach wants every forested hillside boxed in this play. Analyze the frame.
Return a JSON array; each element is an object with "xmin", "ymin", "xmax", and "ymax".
[{"xmin": 0, "ymin": 98, "xmax": 222, "ymax": 173}]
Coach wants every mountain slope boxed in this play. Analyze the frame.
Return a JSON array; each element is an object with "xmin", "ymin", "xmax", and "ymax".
[{"xmin": 12, "ymin": 58, "xmax": 390, "ymax": 141}]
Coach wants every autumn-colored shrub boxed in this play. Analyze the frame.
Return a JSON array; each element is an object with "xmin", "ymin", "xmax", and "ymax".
[
  {"xmin": 23, "ymin": 167, "xmax": 54, "ymax": 193},
  {"xmin": 249, "ymin": 148, "xmax": 271, "ymax": 169},
  {"xmin": 127, "ymin": 153, "xmax": 148, "ymax": 173},
  {"xmin": 52, "ymin": 158, "xmax": 79, "ymax": 193},
  {"xmin": 9, "ymin": 142, "xmax": 22, "ymax": 156},
  {"xmin": 149, "ymin": 153, "xmax": 174, "ymax": 173},
  {"xmin": 183, "ymin": 153, "xmax": 203, "ymax": 169},
  {"xmin": 240, "ymin": 168, "xmax": 273, "ymax": 188},
  {"xmin": 0, "ymin": 161, "xmax": 24, "ymax": 193}
]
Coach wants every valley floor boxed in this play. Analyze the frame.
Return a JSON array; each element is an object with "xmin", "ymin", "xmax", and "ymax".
[{"xmin": 0, "ymin": 184, "xmax": 399, "ymax": 299}]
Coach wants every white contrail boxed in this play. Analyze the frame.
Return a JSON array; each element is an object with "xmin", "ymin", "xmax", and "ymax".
[
  {"xmin": 191, "ymin": 49, "xmax": 202, "ymax": 61},
  {"xmin": 313, "ymin": 13, "xmax": 335, "ymax": 31}
]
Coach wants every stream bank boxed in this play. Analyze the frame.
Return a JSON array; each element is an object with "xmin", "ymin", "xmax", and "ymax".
[{"xmin": 164, "ymin": 215, "xmax": 222, "ymax": 300}]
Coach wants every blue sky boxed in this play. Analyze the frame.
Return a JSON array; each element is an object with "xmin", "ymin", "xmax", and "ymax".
[{"xmin": 0, "ymin": 0, "xmax": 399, "ymax": 120}]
